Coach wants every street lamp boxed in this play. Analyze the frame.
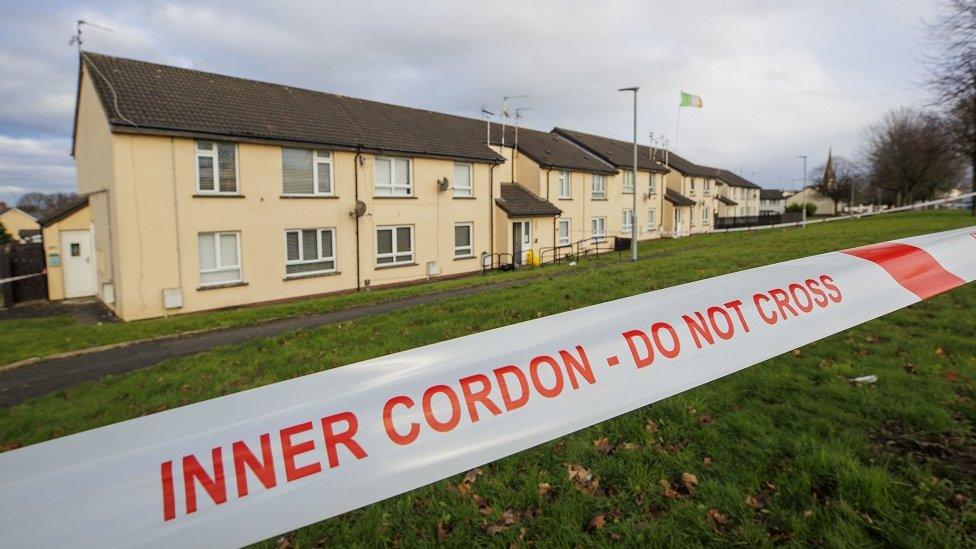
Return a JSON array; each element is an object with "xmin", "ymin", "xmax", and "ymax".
[
  {"xmin": 619, "ymin": 86, "xmax": 639, "ymax": 261},
  {"xmin": 797, "ymin": 155, "xmax": 807, "ymax": 227}
]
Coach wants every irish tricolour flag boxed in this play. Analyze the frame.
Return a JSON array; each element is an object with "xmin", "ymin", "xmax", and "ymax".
[{"xmin": 680, "ymin": 91, "xmax": 703, "ymax": 108}]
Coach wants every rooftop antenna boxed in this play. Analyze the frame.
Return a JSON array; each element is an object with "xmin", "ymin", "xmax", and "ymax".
[
  {"xmin": 500, "ymin": 94, "xmax": 529, "ymax": 150},
  {"xmin": 513, "ymin": 107, "xmax": 531, "ymax": 182},
  {"xmin": 69, "ymin": 20, "xmax": 114, "ymax": 53},
  {"xmin": 480, "ymin": 105, "xmax": 495, "ymax": 147}
]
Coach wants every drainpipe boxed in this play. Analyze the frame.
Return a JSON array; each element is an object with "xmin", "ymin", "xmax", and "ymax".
[
  {"xmin": 489, "ymin": 163, "xmax": 496, "ymax": 257},
  {"xmin": 354, "ymin": 146, "xmax": 362, "ymax": 291},
  {"xmin": 546, "ymin": 168, "xmax": 554, "ymax": 246}
]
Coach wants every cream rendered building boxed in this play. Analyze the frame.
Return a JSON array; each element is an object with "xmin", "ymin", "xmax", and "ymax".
[{"xmin": 0, "ymin": 206, "xmax": 40, "ymax": 243}]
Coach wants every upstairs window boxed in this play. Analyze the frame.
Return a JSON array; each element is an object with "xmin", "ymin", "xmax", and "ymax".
[
  {"xmin": 285, "ymin": 228, "xmax": 336, "ymax": 277},
  {"xmin": 689, "ymin": 177, "xmax": 696, "ymax": 195},
  {"xmin": 453, "ymin": 163, "xmax": 473, "ymax": 197},
  {"xmin": 558, "ymin": 171, "xmax": 571, "ymax": 199},
  {"xmin": 375, "ymin": 157, "xmax": 412, "ymax": 196},
  {"xmin": 591, "ymin": 174, "xmax": 606, "ymax": 199},
  {"xmin": 623, "ymin": 171, "xmax": 635, "ymax": 194},
  {"xmin": 282, "ymin": 149, "xmax": 333, "ymax": 195},
  {"xmin": 649, "ymin": 173, "xmax": 660, "ymax": 194},
  {"xmin": 196, "ymin": 141, "xmax": 237, "ymax": 194},
  {"xmin": 703, "ymin": 179, "xmax": 710, "ymax": 196}
]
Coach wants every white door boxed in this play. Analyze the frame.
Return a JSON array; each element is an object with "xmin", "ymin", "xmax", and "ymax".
[
  {"xmin": 673, "ymin": 209, "xmax": 683, "ymax": 238},
  {"xmin": 61, "ymin": 230, "xmax": 95, "ymax": 298}
]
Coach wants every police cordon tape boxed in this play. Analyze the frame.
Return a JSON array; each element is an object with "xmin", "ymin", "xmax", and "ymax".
[
  {"xmin": 1, "ymin": 227, "xmax": 975, "ymax": 547},
  {"xmin": 0, "ymin": 270, "xmax": 45, "ymax": 286}
]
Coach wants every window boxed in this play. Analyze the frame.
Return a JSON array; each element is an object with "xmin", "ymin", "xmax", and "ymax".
[
  {"xmin": 70, "ymin": 243, "xmax": 80, "ymax": 257},
  {"xmin": 196, "ymin": 141, "xmax": 237, "ymax": 194},
  {"xmin": 377, "ymin": 226, "xmax": 413, "ymax": 265},
  {"xmin": 453, "ymin": 163, "xmax": 473, "ymax": 197},
  {"xmin": 621, "ymin": 209, "xmax": 635, "ymax": 232},
  {"xmin": 591, "ymin": 174, "xmax": 606, "ymax": 199},
  {"xmin": 703, "ymin": 179, "xmax": 710, "ymax": 196},
  {"xmin": 374, "ymin": 157, "xmax": 412, "ymax": 196},
  {"xmin": 646, "ymin": 208, "xmax": 656, "ymax": 230},
  {"xmin": 689, "ymin": 177, "xmax": 696, "ymax": 195},
  {"xmin": 454, "ymin": 223, "xmax": 473, "ymax": 258},
  {"xmin": 282, "ymin": 149, "xmax": 333, "ymax": 195},
  {"xmin": 285, "ymin": 228, "xmax": 335, "ymax": 276},
  {"xmin": 623, "ymin": 171, "xmax": 635, "ymax": 194},
  {"xmin": 649, "ymin": 173, "xmax": 659, "ymax": 194},
  {"xmin": 198, "ymin": 232, "xmax": 241, "ymax": 286},
  {"xmin": 557, "ymin": 219, "xmax": 571, "ymax": 246},
  {"xmin": 590, "ymin": 217, "xmax": 606, "ymax": 242},
  {"xmin": 702, "ymin": 207, "xmax": 710, "ymax": 224},
  {"xmin": 558, "ymin": 171, "xmax": 571, "ymax": 199},
  {"xmin": 690, "ymin": 208, "xmax": 696, "ymax": 225}
]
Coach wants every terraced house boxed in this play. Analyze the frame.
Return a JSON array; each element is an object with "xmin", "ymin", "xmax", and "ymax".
[{"xmin": 67, "ymin": 53, "xmax": 761, "ymax": 320}]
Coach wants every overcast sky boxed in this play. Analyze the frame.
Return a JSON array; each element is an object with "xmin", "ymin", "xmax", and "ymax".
[{"xmin": 0, "ymin": 0, "xmax": 945, "ymax": 205}]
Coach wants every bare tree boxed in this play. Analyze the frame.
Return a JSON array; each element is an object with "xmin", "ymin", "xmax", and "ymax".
[
  {"xmin": 862, "ymin": 108, "xmax": 963, "ymax": 205},
  {"xmin": 15, "ymin": 192, "xmax": 79, "ymax": 219},
  {"xmin": 925, "ymin": 0, "xmax": 976, "ymax": 215},
  {"xmin": 811, "ymin": 154, "xmax": 861, "ymax": 215}
]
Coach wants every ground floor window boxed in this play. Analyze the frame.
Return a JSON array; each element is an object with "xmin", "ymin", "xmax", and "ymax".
[
  {"xmin": 285, "ymin": 228, "xmax": 336, "ymax": 276},
  {"xmin": 621, "ymin": 209, "xmax": 634, "ymax": 232},
  {"xmin": 198, "ymin": 231, "xmax": 241, "ymax": 286},
  {"xmin": 590, "ymin": 217, "xmax": 606, "ymax": 242},
  {"xmin": 454, "ymin": 223, "xmax": 473, "ymax": 258},
  {"xmin": 377, "ymin": 225, "xmax": 414, "ymax": 265},
  {"xmin": 702, "ymin": 207, "xmax": 710, "ymax": 224},
  {"xmin": 557, "ymin": 218, "xmax": 571, "ymax": 246},
  {"xmin": 646, "ymin": 208, "xmax": 656, "ymax": 230}
]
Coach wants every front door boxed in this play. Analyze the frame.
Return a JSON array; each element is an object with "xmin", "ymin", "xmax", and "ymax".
[
  {"xmin": 512, "ymin": 220, "xmax": 531, "ymax": 266},
  {"xmin": 673, "ymin": 209, "xmax": 683, "ymax": 238},
  {"xmin": 61, "ymin": 230, "xmax": 95, "ymax": 298}
]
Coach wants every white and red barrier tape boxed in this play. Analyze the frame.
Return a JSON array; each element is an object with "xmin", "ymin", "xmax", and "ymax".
[
  {"xmin": 1, "ymin": 227, "xmax": 974, "ymax": 547},
  {"xmin": 0, "ymin": 270, "xmax": 45, "ymax": 286}
]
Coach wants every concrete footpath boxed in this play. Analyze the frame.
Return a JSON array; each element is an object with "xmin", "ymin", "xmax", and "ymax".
[{"xmin": 0, "ymin": 278, "xmax": 537, "ymax": 408}]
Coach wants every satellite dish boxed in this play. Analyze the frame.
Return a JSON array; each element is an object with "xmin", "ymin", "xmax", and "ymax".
[
  {"xmin": 352, "ymin": 201, "xmax": 366, "ymax": 217},
  {"xmin": 438, "ymin": 178, "xmax": 450, "ymax": 192}
]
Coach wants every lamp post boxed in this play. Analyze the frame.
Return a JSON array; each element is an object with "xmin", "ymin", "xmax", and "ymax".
[
  {"xmin": 797, "ymin": 155, "xmax": 807, "ymax": 227},
  {"xmin": 619, "ymin": 86, "xmax": 639, "ymax": 261}
]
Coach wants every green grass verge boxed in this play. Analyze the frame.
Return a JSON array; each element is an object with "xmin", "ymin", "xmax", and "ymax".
[{"xmin": 1, "ymin": 210, "xmax": 975, "ymax": 546}]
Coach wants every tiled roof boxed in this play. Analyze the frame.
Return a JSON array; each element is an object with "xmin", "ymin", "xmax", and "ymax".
[
  {"xmin": 80, "ymin": 53, "xmax": 504, "ymax": 163},
  {"xmin": 487, "ymin": 124, "xmax": 616, "ymax": 174},
  {"xmin": 40, "ymin": 197, "xmax": 89, "ymax": 227},
  {"xmin": 659, "ymin": 150, "xmax": 720, "ymax": 178},
  {"xmin": 495, "ymin": 183, "xmax": 562, "ymax": 217},
  {"xmin": 664, "ymin": 188, "xmax": 697, "ymax": 207},
  {"xmin": 552, "ymin": 128, "xmax": 669, "ymax": 172},
  {"xmin": 760, "ymin": 189, "xmax": 785, "ymax": 200},
  {"xmin": 717, "ymin": 195, "xmax": 738, "ymax": 206},
  {"xmin": 715, "ymin": 169, "xmax": 761, "ymax": 189}
]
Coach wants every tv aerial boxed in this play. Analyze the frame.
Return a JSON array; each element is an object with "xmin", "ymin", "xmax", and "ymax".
[{"xmin": 69, "ymin": 20, "xmax": 114, "ymax": 52}]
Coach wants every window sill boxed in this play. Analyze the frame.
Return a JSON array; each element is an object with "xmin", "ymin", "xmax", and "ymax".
[
  {"xmin": 557, "ymin": 197, "xmax": 573, "ymax": 201},
  {"xmin": 452, "ymin": 196, "xmax": 476, "ymax": 200},
  {"xmin": 375, "ymin": 262, "xmax": 418, "ymax": 270},
  {"xmin": 453, "ymin": 255, "xmax": 476, "ymax": 261},
  {"xmin": 591, "ymin": 197, "xmax": 608, "ymax": 201},
  {"xmin": 194, "ymin": 193, "xmax": 244, "ymax": 198},
  {"xmin": 280, "ymin": 195, "xmax": 339, "ymax": 199},
  {"xmin": 284, "ymin": 271, "xmax": 341, "ymax": 281},
  {"xmin": 373, "ymin": 195, "xmax": 417, "ymax": 199},
  {"xmin": 197, "ymin": 281, "xmax": 248, "ymax": 291}
]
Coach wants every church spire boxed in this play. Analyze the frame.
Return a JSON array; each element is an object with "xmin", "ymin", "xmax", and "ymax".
[{"xmin": 822, "ymin": 148, "xmax": 836, "ymax": 190}]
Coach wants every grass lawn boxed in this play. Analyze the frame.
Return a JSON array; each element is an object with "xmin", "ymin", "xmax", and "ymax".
[{"xmin": 2, "ymin": 210, "xmax": 975, "ymax": 546}]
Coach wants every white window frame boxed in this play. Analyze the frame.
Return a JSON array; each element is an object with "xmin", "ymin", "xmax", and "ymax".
[
  {"xmin": 314, "ymin": 151, "xmax": 334, "ymax": 195},
  {"xmin": 703, "ymin": 179, "xmax": 710, "ymax": 196},
  {"xmin": 621, "ymin": 209, "xmax": 635, "ymax": 232},
  {"xmin": 374, "ymin": 157, "xmax": 413, "ymax": 197},
  {"xmin": 284, "ymin": 228, "xmax": 336, "ymax": 277},
  {"xmin": 702, "ymin": 207, "xmax": 710, "ymax": 225},
  {"xmin": 591, "ymin": 174, "xmax": 606, "ymax": 199},
  {"xmin": 198, "ymin": 231, "xmax": 242, "ymax": 286},
  {"xmin": 590, "ymin": 217, "xmax": 606, "ymax": 242},
  {"xmin": 558, "ymin": 171, "xmax": 571, "ymax": 199},
  {"xmin": 453, "ymin": 163, "xmax": 473, "ymax": 198},
  {"xmin": 646, "ymin": 208, "xmax": 656, "ymax": 231},
  {"xmin": 649, "ymin": 173, "xmax": 659, "ymax": 194},
  {"xmin": 453, "ymin": 222, "xmax": 474, "ymax": 258},
  {"xmin": 689, "ymin": 177, "xmax": 696, "ymax": 195},
  {"xmin": 376, "ymin": 225, "xmax": 414, "ymax": 266},
  {"xmin": 196, "ymin": 141, "xmax": 238, "ymax": 195},
  {"xmin": 622, "ymin": 171, "xmax": 635, "ymax": 194},
  {"xmin": 557, "ymin": 218, "xmax": 571, "ymax": 246}
]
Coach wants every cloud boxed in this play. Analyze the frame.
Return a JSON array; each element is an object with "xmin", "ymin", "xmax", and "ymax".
[
  {"xmin": 0, "ymin": 0, "xmax": 943, "ymax": 199},
  {"xmin": 0, "ymin": 134, "xmax": 74, "ymax": 204}
]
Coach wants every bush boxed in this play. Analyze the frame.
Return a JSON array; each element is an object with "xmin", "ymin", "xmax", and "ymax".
[
  {"xmin": 0, "ymin": 221, "xmax": 11, "ymax": 245},
  {"xmin": 786, "ymin": 203, "xmax": 817, "ymax": 217}
]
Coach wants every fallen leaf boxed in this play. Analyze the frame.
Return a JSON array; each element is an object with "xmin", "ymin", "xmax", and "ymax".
[
  {"xmin": 745, "ymin": 494, "xmax": 764, "ymax": 510},
  {"xmin": 275, "ymin": 537, "xmax": 291, "ymax": 549},
  {"xmin": 502, "ymin": 508, "xmax": 518, "ymax": 525},
  {"xmin": 792, "ymin": 349, "xmax": 802, "ymax": 357},
  {"xmin": 707, "ymin": 508, "xmax": 729, "ymax": 525},
  {"xmin": 702, "ymin": 456, "xmax": 713, "ymax": 465},
  {"xmin": 681, "ymin": 472, "xmax": 698, "ymax": 492},
  {"xmin": 659, "ymin": 479, "xmax": 680, "ymax": 499},
  {"xmin": 593, "ymin": 437, "xmax": 614, "ymax": 454},
  {"xmin": 611, "ymin": 532, "xmax": 622, "ymax": 541},
  {"xmin": 463, "ymin": 467, "xmax": 482, "ymax": 485},
  {"xmin": 538, "ymin": 482, "xmax": 551, "ymax": 496},
  {"xmin": 588, "ymin": 514, "xmax": 606, "ymax": 530},
  {"xmin": 437, "ymin": 520, "xmax": 450, "ymax": 541},
  {"xmin": 484, "ymin": 523, "xmax": 508, "ymax": 535},
  {"xmin": 621, "ymin": 442, "xmax": 640, "ymax": 451},
  {"xmin": 645, "ymin": 419, "xmax": 659, "ymax": 433},
  {"xmin": 935, "ymin": 346, "xmax": 948, "ymax": 357},
  {"xmin": 698, "ymin": 415, "xmax": 713, "ymax": 426},
  {"xmin": 803, "ymin": 510, "xmax": 813, "ymax": 518}
]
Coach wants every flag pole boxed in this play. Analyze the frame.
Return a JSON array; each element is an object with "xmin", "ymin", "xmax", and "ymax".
[{"xmin": 674, "ymin": 98, "xmax": 682, "ymax": 153}]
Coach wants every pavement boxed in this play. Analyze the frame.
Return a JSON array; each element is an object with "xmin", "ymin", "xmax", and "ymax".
[
  {"xmin": 0, "ymin": 297, "xmax": 116, "ymax": 324},
  {"xmin": 0, "ymin": 277, "xmax": 538, "ymax": 408}
]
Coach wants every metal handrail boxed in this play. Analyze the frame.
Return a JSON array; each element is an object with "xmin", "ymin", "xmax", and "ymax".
[
  {"xmin": 481, "ymin": 252, "xmax": 514, "ymax": 275},
  {"xmin": 538, "ymin": 236, "xmax": 614, "ymax": 266}
]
